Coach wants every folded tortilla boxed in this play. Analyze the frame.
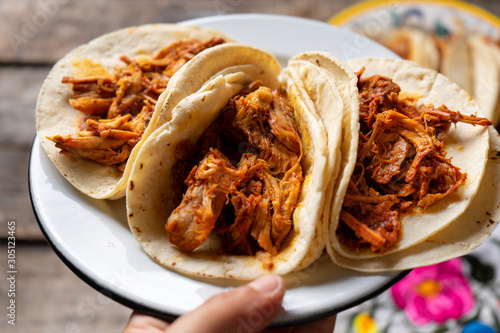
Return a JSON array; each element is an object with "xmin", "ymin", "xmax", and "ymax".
[
  {"xmin": 330, "ymin": 125, "xmax": 500, "ymax": 272},
  {"xmin": 325, "ymin": 57, "xmax": 492, "ymax": 268},
  {"xmin": 282, "ymin": 52, "xmax": 360, "ymax": 269},
  {"xmin": 36, "ymin": 24, "xmax": 233, "ymax": 199},
  {"xmin": 126, "ymin": 45, "xmax": 359, "ymax": 280}
]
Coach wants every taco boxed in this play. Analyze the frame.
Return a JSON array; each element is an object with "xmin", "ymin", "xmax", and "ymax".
[
  {"xmin": 36, "ymin": 24, "xmax": 234, "ymax": 199},
  {"xmin": 126, "ymin": 45, "xmax": 354, "ymax": 279},
  {"xmin": 324, "ymin": 57, "xmax": 493, "ymax": 269},
  {"xmin": 329, "ymin": 125, "xmax": 500, "ymax": 272}
]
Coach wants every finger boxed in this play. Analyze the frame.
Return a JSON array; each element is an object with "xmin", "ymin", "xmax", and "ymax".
[
  {"xmin": 122, "ymin": 311, "xmax": 170, "ymax": 333},
  {"xmin": 168, "ymin": 274, "xmax": 286, "ymax": 333}
]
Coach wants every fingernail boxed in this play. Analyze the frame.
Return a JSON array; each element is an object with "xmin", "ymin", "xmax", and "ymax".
[{"xmin": 248, "ymin": 274, "xmax": 283, "ymax": 295}]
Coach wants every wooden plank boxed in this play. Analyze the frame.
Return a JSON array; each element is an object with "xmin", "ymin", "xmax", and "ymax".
[
  {"xmin": 4, "ymin": 0, "xmax": 500, "ymax": 64},
  {"xmin": 0, "ymin": 66, "xmax": 47, "ymax": 145},
  {"xmin": 1, "ymin": 243, "xmax": 131, "ymax": 333},
  {"xmin": 4, "ymin": 0, "xmax": 500, "ymax": 65},
  {"xmin": 0, "ymin": 66, "xmax": 49, "ymax": 240},
  {"xmin": 0, "ymin": 0, "xmax": 349, "ymax": 64},
  {"xmin": 0, "ymin": 148, "xmax": 43, "ymax": 240}
]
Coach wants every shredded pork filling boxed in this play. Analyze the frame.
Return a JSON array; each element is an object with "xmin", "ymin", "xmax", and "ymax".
[
  {"xmin": 166, "ymin": 82, "xmax": 304, "ymax": 256},
  {"xmin": 48, "ymin": 37, "xmax": 225, "ymax": 171},
  {"xmin": 337, "ymin": 69, "xmax": 492, "ymax": 254}
]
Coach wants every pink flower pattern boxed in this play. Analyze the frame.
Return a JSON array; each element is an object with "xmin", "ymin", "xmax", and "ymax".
[{"xmin": 390, "ymin": 258, "xmax": 474, "ymax": 325}]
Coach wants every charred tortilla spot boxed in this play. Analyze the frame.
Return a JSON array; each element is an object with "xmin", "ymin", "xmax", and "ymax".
[{"xmin": 129, "ymin": 181, "xmax": 134, "ymax": 190}]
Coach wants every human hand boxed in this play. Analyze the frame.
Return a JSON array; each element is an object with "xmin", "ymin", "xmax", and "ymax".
[{"xmin": 123, "ymin": 274, "xmax": 336, "ymax": 333}]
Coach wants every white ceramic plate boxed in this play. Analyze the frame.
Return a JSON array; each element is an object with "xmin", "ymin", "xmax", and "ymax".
[{"xmin": 29, "ymin": 13, "xmax": 407, "ymax": 326}]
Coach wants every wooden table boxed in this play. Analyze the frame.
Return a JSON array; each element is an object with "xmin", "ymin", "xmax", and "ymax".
[{"xmin": 2, "ymin": 0, "xmax": 500, "ymax": 332}]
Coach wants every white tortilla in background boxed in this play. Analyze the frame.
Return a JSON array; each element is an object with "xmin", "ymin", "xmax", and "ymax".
[
  {"xmin": 327, "ymin": 57, "xmax": 490, "ymax": 262},
  {"xmin": 468, "ymin": 35, "xmax": 500, "ymax": 127},
  {"xmin": 440, "ymin": 24, "xmax": 473, "ymax": 94},
  {"xmin": 126, "ymin": 45, "xmax": 331, "ymax": 280},
  {"xmin": 36, "ymin": 24, "xmax": 234, "ymax": 199},
  {"xmin": 367, "ymin": 27, "xmax": 440, "ymax": 71}
]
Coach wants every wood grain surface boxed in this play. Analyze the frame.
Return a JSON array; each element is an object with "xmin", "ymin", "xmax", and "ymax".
[{"xmin": 2, "ymin": 0, "xmax": 500, "ymax": 332}]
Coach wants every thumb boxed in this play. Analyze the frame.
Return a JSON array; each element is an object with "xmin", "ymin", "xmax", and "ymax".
[{"xmin": 168, "ymin": 274, "xmax": 286, "ymax": 333}]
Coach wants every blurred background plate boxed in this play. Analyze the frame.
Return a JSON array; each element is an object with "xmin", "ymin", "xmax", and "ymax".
[
  {"xmin": 329, "ymin": 0, "xmax": 500, "ymax": 126},
  {"xmin": 329, "ymin": 0, "xmax": 500, "ymax": 36}
]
